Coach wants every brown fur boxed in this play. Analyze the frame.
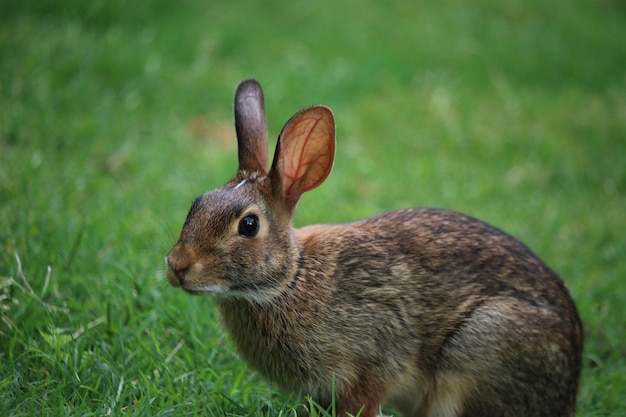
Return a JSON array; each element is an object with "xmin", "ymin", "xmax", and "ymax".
[{"xmin": 166, "ymin": 79, "xmax": 582, "ymax": 417}]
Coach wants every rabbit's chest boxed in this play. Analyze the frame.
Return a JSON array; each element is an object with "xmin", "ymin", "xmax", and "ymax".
[{"xmin": 216, "ymin": 300, "xmax": 328, "ymax": 385}]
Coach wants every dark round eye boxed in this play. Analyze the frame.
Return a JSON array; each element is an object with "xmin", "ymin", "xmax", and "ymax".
[{"xmin": 238, "ymin": 215, "xmax": 259, "ymax": 237}]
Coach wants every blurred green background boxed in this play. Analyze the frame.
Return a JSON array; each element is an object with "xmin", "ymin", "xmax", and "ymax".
[{"xmin": 1, "ymin": 0, "xmax": 624, "ymax": 415}]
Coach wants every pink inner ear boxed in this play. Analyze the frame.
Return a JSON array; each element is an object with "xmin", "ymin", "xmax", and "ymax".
[{"xmin": 281, "ymin": 107, "xmax": 335, "ymax": 198}]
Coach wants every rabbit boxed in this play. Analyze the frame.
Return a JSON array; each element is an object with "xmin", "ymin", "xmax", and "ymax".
[{"xmin": 166, "ymin": 79, "xmax": 583, "ymax": 417}]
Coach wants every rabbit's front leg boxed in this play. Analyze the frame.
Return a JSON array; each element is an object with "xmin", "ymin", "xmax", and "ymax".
[{"xmin": 335, "ymin": 377, "xmax": 388, "ymax": 417}]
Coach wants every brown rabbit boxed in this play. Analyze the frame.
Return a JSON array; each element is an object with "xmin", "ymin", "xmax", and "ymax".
[{"xmin": 166, "ymin": 79, "xmax": 583, "ymax": 417}]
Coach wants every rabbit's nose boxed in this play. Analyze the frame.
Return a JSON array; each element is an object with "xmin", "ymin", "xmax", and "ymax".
[{"xmin": 165, "ymin": 254, "xmax": 189, "ymax": 285}]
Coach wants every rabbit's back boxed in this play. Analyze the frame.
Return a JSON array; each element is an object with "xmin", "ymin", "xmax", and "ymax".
[{"xmin": 306, "ymin": 208, "xmax": 578, "ymax": 322}]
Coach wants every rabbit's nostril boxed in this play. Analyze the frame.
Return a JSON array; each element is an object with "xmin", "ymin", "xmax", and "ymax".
[{"xmin": 174, "ymin": 267, "xmax": 188, "ymax": 281}]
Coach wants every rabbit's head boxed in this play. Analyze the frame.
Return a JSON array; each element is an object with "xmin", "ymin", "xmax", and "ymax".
[{"xmin": 166, "ymin": 79, "xmax": 335, "ymax": 304}]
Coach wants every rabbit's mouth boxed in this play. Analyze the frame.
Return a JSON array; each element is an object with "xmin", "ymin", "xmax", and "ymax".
[
  {"xmin": 181, "ymin": 288, "xmax": 205, "ymax": 296},
  {"xmin": 180, "ymin": 282, "xmax": 227, "ymax": 297},
  {"xmin": 183, "ymin": 281, "xmax": 284, "ymax": 306}
]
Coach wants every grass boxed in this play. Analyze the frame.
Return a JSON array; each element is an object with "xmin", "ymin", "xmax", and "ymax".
[{"xmin": 1, "ymin": 0, "xmax": 624, "ymax": 415}]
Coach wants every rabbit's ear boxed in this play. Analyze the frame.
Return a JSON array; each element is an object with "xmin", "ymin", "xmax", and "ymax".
[
  {"xmin": 270, "ymin": 105, "xmax": 335, "ymax": 210},
  {"xmin": 234, "ymin": 79, "xmax": 269, "ymax": 174}
]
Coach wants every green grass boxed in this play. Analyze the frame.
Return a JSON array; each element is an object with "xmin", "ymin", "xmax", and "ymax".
[{"xmin": 1, "ymin": 0, "xmax": 624, "ymax": 415}]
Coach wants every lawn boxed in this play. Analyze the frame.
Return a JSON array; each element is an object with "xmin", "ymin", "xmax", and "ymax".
[{"xmin": 1, "ymin": 0, "xmax": 625, "ymax": 415}]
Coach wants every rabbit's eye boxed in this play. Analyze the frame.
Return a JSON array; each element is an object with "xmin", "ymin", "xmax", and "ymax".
[{"xmin": 238, "ymin": 215, "xmax": 259, "ymax": 237}]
